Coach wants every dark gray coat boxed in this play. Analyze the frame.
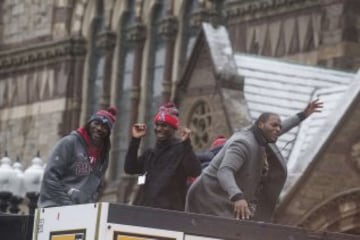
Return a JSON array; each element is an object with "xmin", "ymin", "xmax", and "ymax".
[
  {"xmin": 185, "ymin": 114, "xmax": 302, "ymax": 222},
  {"xmin": 38, "ymin": 131, "xmax": 109, "ymax": 207}
]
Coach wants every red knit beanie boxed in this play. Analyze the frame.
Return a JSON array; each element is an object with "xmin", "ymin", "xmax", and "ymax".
[
  {"xmin": 211, "ymin": 135, "xmax": 227, "ymax": 148},
  {"xmin": 153, "ymin": 102, "xmax": 179, "ymax": 129},
  {"xmin": 88, "ymin": 106, "xmax": 117, "ymax": 130},
  {"xmin": 158, "ymin": 102, "xmax": 179, "ymax": 116}
]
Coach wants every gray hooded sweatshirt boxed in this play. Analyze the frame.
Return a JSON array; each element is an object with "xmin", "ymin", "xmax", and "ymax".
[{"xmin": 38, "ymin": 131, "xmax": 109, "ymax": 208}]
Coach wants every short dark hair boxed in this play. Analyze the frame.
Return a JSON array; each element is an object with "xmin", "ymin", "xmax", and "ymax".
[{"xmin": 255, "ymin": 112, "xmax": 278, "ymax": 127}]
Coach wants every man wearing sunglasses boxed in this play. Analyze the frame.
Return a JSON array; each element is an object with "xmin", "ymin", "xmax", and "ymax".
[{"xmin": 38, "ymin": 107, "xmax": 117, "ymax": 207}]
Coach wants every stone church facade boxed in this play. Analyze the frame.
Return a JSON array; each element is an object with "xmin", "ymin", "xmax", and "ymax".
[{"xmin": 1, "ymin": 0, "xmax": 359, "ymax": 235}]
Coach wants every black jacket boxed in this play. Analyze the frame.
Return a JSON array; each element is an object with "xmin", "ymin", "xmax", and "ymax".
[
  {"xmin": 197, "ymin": 145, "xmax": 224, "ymax": 170},
  {"xmin": 125, "ymin": 137, "xmax": 201, "ymax": 211}
]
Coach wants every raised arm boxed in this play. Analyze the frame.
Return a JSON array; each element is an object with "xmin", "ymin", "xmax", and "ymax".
[
  {"xmin": 303, "ymin": 98, "xmax": 323, "ymax": 118},
  {"xmin": 124, "ymin": 123, "xmax": 147, "ymax": 174},
  {"xmin": 281, "ymin": 99, "xmax": 323, "ymax": 134}
]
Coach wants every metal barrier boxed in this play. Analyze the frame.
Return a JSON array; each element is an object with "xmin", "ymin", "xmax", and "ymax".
[{"xmin": 31, "ymin": 202, "xmax": 358, "ymax": 240}]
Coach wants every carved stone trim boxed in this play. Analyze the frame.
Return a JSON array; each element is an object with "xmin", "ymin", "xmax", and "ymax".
[
  {"xmin": 126, "ymin": 22, "xmax": 146, "ymax": 43},
  {"xmin": 191, "ymin": 9, "xmax": 207, "ymax": 29},
  {"xmin": 158, "ymin": 16, "xmax": 178, "ymax": 40},
  {"xmin": 0, "ymin": 37, "xmax": 87, "ymax": 74},
  {"xmin": 95, "ymin": 31, "xmax": 117, "ymax": 50},
  {"xmin": 224, "ymin": 0, "xmax": 319, "ymax": 19}
]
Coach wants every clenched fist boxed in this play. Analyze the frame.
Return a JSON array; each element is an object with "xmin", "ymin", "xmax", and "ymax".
[
  {"xmin": 179, "ymin": 126, "xmax": 191, "ymax": 141},
  {"xmin": 132, "ymin": 123, "xmax": 147, "ymax": 138}
]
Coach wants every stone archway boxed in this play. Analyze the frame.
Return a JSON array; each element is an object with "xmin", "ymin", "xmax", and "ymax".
[{"xmin": 298, "ymin": 188, "xmax": 360, "ymax": 235}]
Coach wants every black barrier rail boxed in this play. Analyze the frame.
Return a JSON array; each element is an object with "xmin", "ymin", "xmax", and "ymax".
[
  {"xmin": 0, "ymin": 214, "xmax": 34, "ymax": 240},
  {"xmin": 107, "ymin": 204, "xmax": 358, "ymax": 240}
]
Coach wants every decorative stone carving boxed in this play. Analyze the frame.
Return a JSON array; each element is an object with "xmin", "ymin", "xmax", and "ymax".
[
  {"xmin": 187, "ymin": 100, "xmax": 212, "ymax": 149},
  {"xmin": 126, "ymin": 22, "xmax": 146, "ymax": 43},
  {"xmin": 0, "ymin": 37, "xmax": 87, "ymax": 74},
  {"xmin": 158, "ymin": 16, "xmax": 178, "ymax": 40},
  {"xmin": 224, "ymin": 0, "xmax": 318, "ymax": 19},
  {"xmin": 190, "ymin": 8, "xmax": 208, "ymax": 30},
  {"xmin": 95, "ymin": 31, "xmax": 117, "ymax": 51}
]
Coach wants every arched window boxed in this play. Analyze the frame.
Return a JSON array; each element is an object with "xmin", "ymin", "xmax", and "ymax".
[
  {"xmin": 143, "ymin": 1, "xmax": 169, "ymax": 148},
  {"xmin": 87, "ymin": 0, "xmax": 105, "ymax": 115},
  {"xmin": 110, "ymin": 0, "xmax": 137, "ymax": 180}
]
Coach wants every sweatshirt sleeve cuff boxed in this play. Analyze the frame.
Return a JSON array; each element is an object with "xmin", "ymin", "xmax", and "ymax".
[
  {"xmin": 297, "ymin": 112, "xmax": 306, "ymax": 121},
  {"xmin": 230, "ymin": 193, "xmax": 244, "ymax": 202}
]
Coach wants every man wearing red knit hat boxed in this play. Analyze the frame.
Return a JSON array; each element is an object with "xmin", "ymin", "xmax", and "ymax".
[
  {"xmin": 125, "ymin": 102, "xmax": 201, "ymax": 211},
  {"xmin": 38, "ymin": 107, "xmax": 117, "ymax": 207}
]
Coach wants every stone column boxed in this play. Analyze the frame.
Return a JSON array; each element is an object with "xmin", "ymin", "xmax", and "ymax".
[
  {"xmin": 158, "ymin": 14, "xmax": 178, "ymax": 103},
  {"xmin": 126, "ymin": 20, "xmax": 146, "ymax": 129},
  {"xmin": 62, "ymin": 37, "xmax": 87, "ymax": 134},
  {"xmin": 96, "ymin": 31, "xmax": 117, "ymax": 109}
]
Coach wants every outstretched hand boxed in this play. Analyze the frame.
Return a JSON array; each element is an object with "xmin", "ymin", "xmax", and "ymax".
[
  {"xmin": 303, "ymin": 99, "xmax": 323, "ymax": 118},
  {"xmin": 234, "ymin": 199, "xmax": 251, "ymax": 220}
]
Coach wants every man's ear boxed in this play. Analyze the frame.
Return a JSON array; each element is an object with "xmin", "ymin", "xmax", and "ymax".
[{"xmin": 258, "ymin": 121, "xmax": 264, "ymax": 129}]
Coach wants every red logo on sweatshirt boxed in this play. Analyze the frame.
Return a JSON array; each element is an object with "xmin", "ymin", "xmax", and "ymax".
[{"xmin": 75, "ymin": 161, "xmax": 92, "ymax": 176}]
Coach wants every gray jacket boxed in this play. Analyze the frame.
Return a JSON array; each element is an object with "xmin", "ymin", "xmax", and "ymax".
[
  {"xmin": 186, "ymin": 114, "xmax": 302, "ymax": 222},
  {"xmin": 38, "ymin": 131, "xmax": 109, "ymax": 208}
]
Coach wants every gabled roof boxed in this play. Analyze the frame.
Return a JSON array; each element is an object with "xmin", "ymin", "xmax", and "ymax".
[
  {"xmin": 283, "ymin": 73, "xmax": 360, "ymax": 197},
  {"xmin": 234, "ymin": 54, "xmax": 354, "ymax": 161},
  {"xmin": 201, "ymin": 23, "xmax": 357, "ymax": 195}
]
